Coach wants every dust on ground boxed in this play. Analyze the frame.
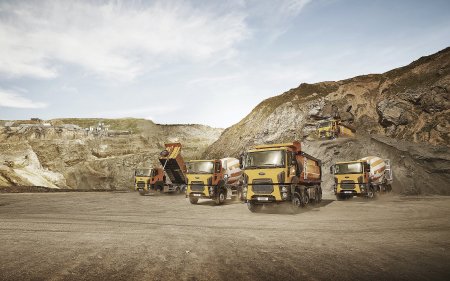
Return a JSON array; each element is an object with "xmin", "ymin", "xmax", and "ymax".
[{"xmin": 0, "ymin": 192, "xmax": 449, "ymax": 281}]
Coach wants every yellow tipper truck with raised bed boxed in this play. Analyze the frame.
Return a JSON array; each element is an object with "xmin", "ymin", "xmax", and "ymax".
[
  {"xmin": 331, "ymin": 156, "xmax": 393, "ymax": 200},
  {"xmin": 186, "ymin": 158, "xmax": 242, "ymax": 205},
  {"xmin": 242, "ymin": 141, "xmax": 322, "ymax": 212},
  {"xmin": 316, "ymin": 119, "xmax": 355, "ymax": 139},
  {"xmin": 134, "ymin": 143, "xmax": 187, "ymax": 195}
]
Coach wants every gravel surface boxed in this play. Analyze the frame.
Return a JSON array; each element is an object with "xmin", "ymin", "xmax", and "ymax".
[{"xmin": 0, "ymin": 192, "xmax": 449, "ymax": 281}]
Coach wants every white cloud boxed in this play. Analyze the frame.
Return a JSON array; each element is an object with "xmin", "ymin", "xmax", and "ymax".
[
  {"xmin": 0, "ymin": 1, "xmax": 249, "ymax": 81},
  {"xmin": 0, "ymin": 88, "xmax": 47, "ymax": 109}
]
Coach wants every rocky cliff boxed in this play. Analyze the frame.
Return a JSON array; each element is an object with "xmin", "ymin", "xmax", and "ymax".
[
  {"xmin": 204, "ymin": 47, "xmax": 450, "ymax": 195},
  {"xmin": 0, "ymin": 118, "xmax": 222, "ymax": 190}
]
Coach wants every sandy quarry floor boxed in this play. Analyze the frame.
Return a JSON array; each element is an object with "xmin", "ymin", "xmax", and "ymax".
[{"xmin": 0, "ymin": 192, "xmax": 449, "ymax": 281}]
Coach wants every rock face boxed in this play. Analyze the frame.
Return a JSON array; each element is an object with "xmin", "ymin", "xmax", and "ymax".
[
  {"xmin": 204, "ymin": 47, "xmax": 450, "ymax": 195},
  {"xmin": 0, "ymin": 119, "xmax": 222, "ymax": 190}
]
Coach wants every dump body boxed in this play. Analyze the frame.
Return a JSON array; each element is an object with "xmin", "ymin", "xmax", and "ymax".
[
  {"xmin": 159, "ymin": 143, "xmax": 187, "ymax": 185},
  {"xmin": 242, "ymin": 141, "xmax": 322, "ymax": 211},
  {"xmin": 317, "ymin": 119, "xmax": 355, "ymax": 139},
  {"xmin": 186, "ymin": 158, "xmax": 242, "ymax": 205},
  {"xmin": 134, "ymin": 143, "xmax": 187, "ymax": 195},
  {"xmin": 332, "ymin": 156, "xmax": 393, "ymax": 199}
]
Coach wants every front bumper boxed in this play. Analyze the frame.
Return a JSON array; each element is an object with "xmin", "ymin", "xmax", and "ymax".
[{"xmin": 334, "ymin": 184, "xmax": 368, "ymax": 196}]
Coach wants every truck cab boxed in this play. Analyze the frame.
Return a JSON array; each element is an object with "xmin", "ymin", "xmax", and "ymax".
[
  {"xmin": 317, "ymin": 120, "xmax": 338, "ymax": 139},
  {"xmin": 242, "ymin": 142, "xmax": 322, "ymax": 212},
  {"xmin": 317, "ymin": 119, "xmax": 355, "ymax": 139},
  {"xmin": 186, "ymin": 160, "xmax": 228, "ymax": 205},
  {"xmin": 134, "ymin": 168, "xmax": 164, "ymax": 195},
  {"xmin": 331, "ymin": 160, "xmax": 372, "ymax": 199}
]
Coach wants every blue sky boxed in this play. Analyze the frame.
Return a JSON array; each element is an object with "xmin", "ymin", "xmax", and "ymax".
[{"xmin": 0, "ymin": 0, "xmax": 449, "ymax": 127}]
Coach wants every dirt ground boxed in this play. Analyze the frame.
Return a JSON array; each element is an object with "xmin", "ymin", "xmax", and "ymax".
[{"xmin": 0, "ymin": 192, "xmax": 449, "ymax": 281}]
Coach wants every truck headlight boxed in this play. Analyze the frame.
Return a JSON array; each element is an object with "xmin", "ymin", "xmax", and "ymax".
[
  {"xmin": 282, "ymin": 192, "xmax": 288, "ymax": 199},
  {"xmin": 281, "ymin": 186, "xmax": 288, "ymax": 193},
  {"xmin": 209, "ymin": 187, "xmax": 214, "ymax": 195}
]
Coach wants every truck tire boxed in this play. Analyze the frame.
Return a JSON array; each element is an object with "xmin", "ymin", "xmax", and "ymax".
[
  {"xmin": 290, "ymin": 193, "xmax": 301, "ymax": 213},
  {"xmin": 155, "ymin": 184, "xmax": 164, "ymax": 192},
  {"xmin": 189, "ymin": 197, "xmax": 199, "ymax": 204},
  {"xmin": 313, "ymin": 187, "xmax": 321, "ymax": 205},
  {"xmin": 247, "ymin": 202, "xmax": 262, "ymax": 213},
  {"xmin": 386, "ymin": 184, "xmax": 392, "ymax": 192},
  {"xmin": 300, "ymin": 189, "xmax": 309, "ymax": 208},
  {"xmin": 214, "ymin": 190, "xmax": 226, "ymax": 205},
  {"xmin": 234, "ymin": 189, "xmax": 243, "ymax": 201},
  {"xmin": 366, "ymin": 186, "xmax": 376, "ymax": 199},
  {"xmin": 138, "ymin": 189, "xmax": 146, "ymax": 196}
]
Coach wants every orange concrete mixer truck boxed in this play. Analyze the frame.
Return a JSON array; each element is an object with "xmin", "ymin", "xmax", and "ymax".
[
  {"xmin": 186, "ymin": 157, "xmax": 243, "ymax": 205},
  {"xmin": 331, "ymin": 156, "xmax": 393, "ymax": 200}
]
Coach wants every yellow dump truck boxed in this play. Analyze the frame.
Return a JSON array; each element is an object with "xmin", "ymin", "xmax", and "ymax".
[
  {"xmin": 316, "ymin": 119, "xmax": 355, "ymax": 139},
  {"xmin": 186, "ymin": 158, "xmax": 242, "ymax": 205},
  {"xmin": 242, "ymin": 141, "xmax": 322, "ymax": 212},
  {"xmin": 134, "ymin": 168, "xmax": 165, "ymax": 195},
  {"xmin": 134, "ymin": 143, "xmax": 187, "ymax": 195},
  {"xmin": 331, "ymin": 156, "xmax": 393, "ymax": 200}
]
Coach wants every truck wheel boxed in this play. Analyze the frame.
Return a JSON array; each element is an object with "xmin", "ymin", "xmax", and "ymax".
[
  {"xmin": 247, "ymin": 202, "xmax": 262, "ymax": 213},
  {"xmin": 313, "ymin": 187, "xmax": 320, "ymax": 205},
  {"xmin": 234, "ymin": 189, "xmax": 243, "ymax": 201},
  {"xmin": 300, "ymin": 190, "xmax": 309, "ymax": 208},
  {"xmin": 366, "ymin": 187, "xmax": 375, "ymax": 199},
  {"xmin": 215, "ymin": 191, "xmax": 226, "ymax": 205},
  {"xmin": 290, "ymin": 194, "xmax": 301, "ymax": 213},
  {"xmin": 189, "ymin": 197, "xmax": 199, "ymax": 204},
  {"xmin": 138, "ymin": 190, "xmax": 146, "ymax": 196},
  {"xmin": 387, "ymin": 184, "xmax": 392, "ymax": 192}
]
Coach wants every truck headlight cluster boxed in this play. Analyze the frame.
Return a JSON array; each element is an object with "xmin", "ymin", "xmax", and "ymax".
[
  {"xmin": 279, "ymin": 185, "xmax": 289, "ymax": 200},
  {"xmin": 242, "ymin": 186, "xmax": 247, "ymax": 198},
  {"xmin": 209, "ymin": 187, "xmax": 214, "ymax": 196},
  {"xmin": 360, "ymin": 184, "xmax": 366, "ymax": 192}
]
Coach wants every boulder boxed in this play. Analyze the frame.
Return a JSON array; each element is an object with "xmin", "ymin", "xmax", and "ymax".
[{"xmin": 376, "ymin": 100, "xmax": 410, "ymax": 127}]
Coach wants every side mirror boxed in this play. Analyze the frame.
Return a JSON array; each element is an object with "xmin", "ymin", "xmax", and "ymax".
[
  {"xmin": 240, "ymin": 155, "xmax": 245, "ymax": 170},
  {"xmin": 291, "ymin": 152, "xmax": 297, "ymax": 165}
]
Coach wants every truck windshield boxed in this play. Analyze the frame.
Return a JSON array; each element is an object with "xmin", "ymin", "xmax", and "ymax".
[
  {"xmin": 245, "ymin": 150, "xmax": 285, "ymax": 169},
  {"xmin": 317, "ymin": 121, "xmax": 331, "ymax": 129},
  {"xmin": 135, "ymin": 169, "xmax": 151, "ymax": 176},
  {"xmin": 334, "ymin": 163, "xmax": 362, "ymax": 174},
  {"xmin": 186, "ymin": 161, "xmax": 214, "ymax": 174}
]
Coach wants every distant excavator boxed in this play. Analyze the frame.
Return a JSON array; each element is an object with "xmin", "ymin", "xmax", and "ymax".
[{"xmin": 316, "ymin": 104, "xmax": 356, "ymax": 139}]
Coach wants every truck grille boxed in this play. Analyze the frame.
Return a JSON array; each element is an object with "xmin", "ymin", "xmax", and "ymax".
[
  {"xmin": 137, "ymin": 181, "xmax": 146, "ymax": 188},
  {"xmin": 190, "ymin": 181, "xmax": 204, "ymax": 192},
  {"xmin": 341, "ymin": 180, "xmax": 355, "ymax": 189},
  {"xmin": 252, "ymin": 179, "xmax": 273, "ymax": 194}
]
